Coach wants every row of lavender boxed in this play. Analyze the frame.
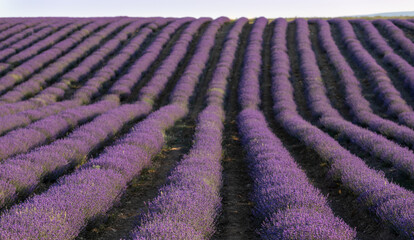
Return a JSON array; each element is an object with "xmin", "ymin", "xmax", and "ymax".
[
  {"xmin": 0, "ymin": 18, "xmax": 143, "ymax": 104},
  {"xmin": 0, "ymin": 19, "xmax": 107, "ymax": 94},
  {"xmin": 0, "ymin": 18, "xmax": 170, "ymax": 137},
  {"xmin": 0, "ymin": 18, "xmax": 192, "ymax": 161},
  {"xmin": 237, "ymin": 18, "xmax": 356, "ymax": 239},
  {"xmin": 1, "ymin": 16, "xmax": 414, "ymax": 239},
  {"xmin": 131, "ymin": 17, "xmax": 246, "ymax": 239},
  {"xmin": 0, "ymin": 17, "xmax": 169, "ymax": 115},
  {"xmin": 333, "ymin": 19, "xmax": 414, "ymax": 129},
  {"xmin": 314, "ymin": 20, "xmax": 414, "ymax": 151},
  {"xmin": 296, "ymin": 19, "xmax": 414, "ymax": 179},
  {"xmin": 0, "ymin": 17, "xmax": 228, "ymax": 239},
  {"xmin": 272, "ymin": 18, "xmax": 414, "ymax": 238},
  {"xmin": 0, "ymin": 17, "xmax": 207, "ymax": 208}
]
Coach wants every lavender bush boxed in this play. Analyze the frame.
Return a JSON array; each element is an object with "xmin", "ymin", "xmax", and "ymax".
[
  {"xmin": 236, "ymin": 17, "xmax": 355, "ymax": 239},
  {"xmin": 272, "ymin": 18, "xmax": 414, "ymax": 238},
  {"xmin": 296, "ymin": 18, "xmax": 414, "ymax": 177},
  {"xmin": 0, "ymin": 17, "xmax": 207, "ymax": 208},
  {"xmin": 0, "ymin": 17, "xmax": 228, "ymax": 239},
  {"xmin": 315, "ymin": 19, "xmax": 414, "ymax": 148},
  {"xmin": 132, "ymin": 17, "xmax": 245, "ymax": 240},
  {"xmin": 331, "ymin": 18, "xmax": 414, "ymax": 129}
]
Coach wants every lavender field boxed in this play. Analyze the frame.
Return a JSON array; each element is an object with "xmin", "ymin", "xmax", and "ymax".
[{"xmin": 0, "ymin": 16, "xmax": 414, "ymax": 239}]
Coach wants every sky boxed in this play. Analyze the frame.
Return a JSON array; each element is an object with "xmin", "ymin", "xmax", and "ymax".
[{"xmin": 0, "ymin": 0, "xmax": 413, "ymax": 18}]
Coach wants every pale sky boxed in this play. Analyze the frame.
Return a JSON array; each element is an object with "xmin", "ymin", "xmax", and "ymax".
[{"xmin": 0, "ymin": 0, "xmax": 413, "ymax": 18}]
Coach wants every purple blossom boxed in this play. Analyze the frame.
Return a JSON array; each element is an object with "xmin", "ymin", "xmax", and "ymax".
[
  {"xmin": 296, "ymin": 18, "xmax": 414, "ymax": 177},
  {"xmin": 331, "ymin": 18, "xmax": 414, "ymax": 129},
  {"xmin": 132, "ymin": 17, "xmax": 242, "ymax": 240},
  {"xmin": 272, "ymin": 18, "xmax": 414, "ymax": 238},
  {"xmin": 0, "ymin": 17, "xmax": 228, "ymax": 239},
  {"xmin": 236, "ymin": 18, "xmax": 356, "ymax": 239}
]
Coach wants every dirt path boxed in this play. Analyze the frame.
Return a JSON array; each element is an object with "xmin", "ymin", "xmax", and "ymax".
[
  {"xmin": 308, "ymin": 23, "xmax": 353, "ymax": 121},
  {"xmin": 76, "ymin": 21, "xmax": 233, "ymax": 240},
  {"xmin": 308, "ymin": 23, "xmax": 414, "ymax": 196},
  {"xmin": 351, "ymin": 22, "xmax": 414, "ymax": 111},
  {"xmin": 374, "ymin": 22, "xmax": 414, "ymax": 66},
  {"xmin": 259, "ymin": 20, "xmax": 400, "ymax": 240},
  {"xmin": 213, "ymin": 22, "xmax": 257, "ymax": 240},
  {"xmin": 329, "ymin": 22, "xmax": 396, "ymax": 122},
  {"xmin": 123, "ymin": 21, "xmax": 194, "ymax": 103}
]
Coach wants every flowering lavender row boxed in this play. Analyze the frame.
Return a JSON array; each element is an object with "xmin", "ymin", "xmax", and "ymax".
[
  {"xmin": 0, "ymin": 98, "xmax": 119, "ymax": 161},
  {"xmin": 0, "ymin": 21, "xmax": 50, "ymax": 50},
  {"xmin": 0, "ymin": 19, "xmax": 151, "ymax": 104},
  {"xmin": 108, "ymin": 18, "xmax": 193, "ymax": 97},
  {"xmin": 235, "ymin": 17, "xmax": 355, "ymax": 239},
  {"xmin": 0, "ymin": 19, "xmax": 173, "ymax": 135},
  {"xmin": 0, "ymin": 14, "xmax": 193, "ymax": 159},
  {"xmin": 167, "ymin": 21, "xmax": 227, "ymax": 106},
  {"xmin": 72, "ymin": 18, "xmax": 171, "ymax": 102},
  {"xmin": 238, "ymin": 109, "xmax": 356, "ymax": 240},
  {"xmin": 0, "ymin": 20, "xmax": 107, "ymax": 95},
  {"xmin": 354, "ymin": 19, "xmax": 414, "ymax": 98},
  {"xmin": 0, "ymin": 20, "xmax": 71, "ymax": 62},
  {"xmin": 315, "ymin": 19, "xmax": 414, "ymax": 149},
  {"xmin": 296, "ymin": 19, "xmax": 414, "ymax": 177},
  {"xmin": 132, "ymin": 17, "xmax": 245, "ymax": 240},
  {"xmin": 0, "ymin": 17, "xmax": 206, "ymax": 210},
  {"xmin": 331, "ymin": 18, "xmax": 414, "ymax": 129},
  {"xmin": 272, "ymin": 19, "xmax": 414, "ymax": 238},
  {"xmin": 0, "ymin": 17, "xmax": 228, "ymax": 239},
  {"xmin": 237, "ymin": 18, "xmax": 265, "ymax": 110},
  {"xmin": 0, "ymin": 19, "xmax": 135, "ymax": 104},
  {"xmin": 0, "ymin": 22, "xmax": 37, "ymax": 43},
  {"xmin": 137, "ymin": 18, "xmax": 211, "ymax": 103},
  {"xmin": 4, "ymin": 19, "xmax": 93, "ymax": 64},
  {"xmin": 41, "ymin": 18, "xmax": 155, "ymax": 102},
  {"xmin": 0, "ymin": 19, "xmax": 167, "ymax": 119},
  {"xmin": 0, "ymin": 22, "xmax": 18, "ymax": 33},
  {"xmin": 393, "ymin": 19, "xmax": 414, "ymax": 31},
  {"xmin": 374, "ymin": 19, "xmax": 414, "ymax": 62},
  {"xmin": 353, "ymin": 20, "xmax": 414, "ymax": 92}
]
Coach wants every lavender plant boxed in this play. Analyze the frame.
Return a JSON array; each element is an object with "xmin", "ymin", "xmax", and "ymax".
[
  {"xmin": 0, "ymin": 17, "xmax": 228, "ymax": 239},
  {"xmin": 272, "ymin": 18, "xmax": 414, "ymax": 238},
  {"xmin": 132, "ymin": 17, "xmax": 246, "ymax": 240},
  {"xmin": 331, "ymin": 18, "xmax": 414, "ymax": 129},
  {"xmin": 236, "ymin": 17, "xmax": 355, "ymax": 239}
]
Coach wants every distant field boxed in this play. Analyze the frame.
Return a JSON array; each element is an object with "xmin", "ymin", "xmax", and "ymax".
[{"xmin": 0, "ymin": 17, "xmax": 414, "ymax": 239}]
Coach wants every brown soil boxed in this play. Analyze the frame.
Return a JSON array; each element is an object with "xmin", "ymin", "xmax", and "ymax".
[
  {"xmin": 0, "ymin": 22, "xmax": 105, "ymax": 95},
  {"xmin": 329, "ymin": 22, "xmax": 397, "ymax": 122},
  {"xmin": 76, "ymin": 21, "xmax": 233, "ymax": 240},
  {"xmin": 308, "ymin": 23, "xmax": 353, "ymax": 121},
  {"xmin": 123, "ymin": 21, "xmax": 192, "ymax": 103},
  {"xmin": 374, "ymin": 22, "xmax": 414, "ymax": 66},
  {"xmin": 351, "ymin": 22, "xmax": 414, "ymax": 111},
  {"xmin": 258, "ymin": 21, "xmax": 401, "ymax": 240},
  {"xmin": 213, "ymin": 22, "xmax": 257, "ymax": 240}
]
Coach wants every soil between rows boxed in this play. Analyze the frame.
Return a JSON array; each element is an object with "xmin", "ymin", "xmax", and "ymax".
[
  {"xmin": 259, "ymin": 21, "xmax": 400, "ymax": 240},
  {"xmin": 329, "ymin": 22, "xmax": 396, "ymax": 123},
  {"xmin": 351, "ymin": 21, "xmax": 414, "ymax": 112},
  {"xmin": 0, "ymin": 21, "xmax": 107, "ymax": 95},
  {"xmin": 213, "ymin": 22, "xmax": 257, "ymax": 240},
  {"xmin": 309, "ymin": 22, "xmax": 414, "ymax": 196},
  {"xmin": 76, "ymin": 21, "xmax": 234, "ymax": 239},
  {"xmin": 3, "ymin": 18, "xmax": 414, "ymax": 240}
]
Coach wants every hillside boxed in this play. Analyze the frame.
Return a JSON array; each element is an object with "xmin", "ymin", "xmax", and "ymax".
[{"xmin": 0, "ymin": 17, "xmax": 413, "ymax": 239}]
